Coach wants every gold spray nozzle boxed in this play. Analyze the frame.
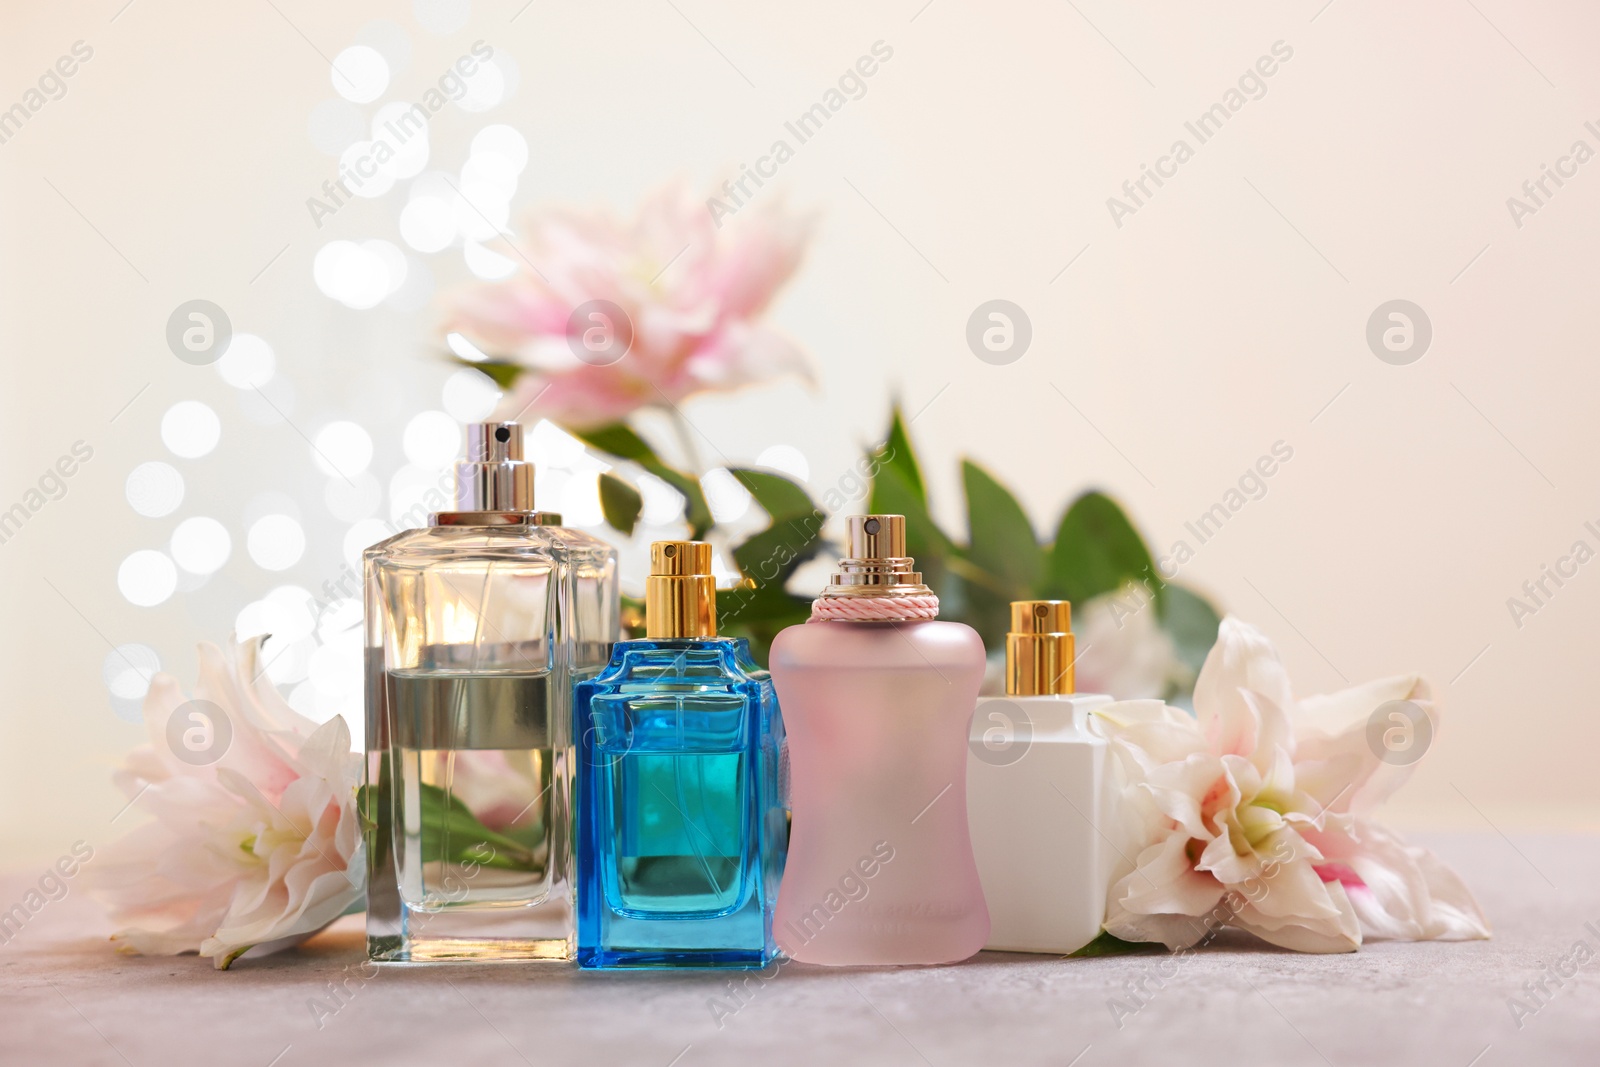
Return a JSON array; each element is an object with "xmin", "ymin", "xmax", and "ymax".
[
  {"xmin": 846, "ymin": 514, "xmax": 907, "ymax": 559},
  {"xmin": 646, "ymin": 541, "xmax": 717, "ymax": 639},
  {"xmin": 817, "ymin": 515, "xmax": 932, "ymax": 601},
  {"xmin": 1005, "ymin": 600, "xmax": 1074, "ymax": 695}
]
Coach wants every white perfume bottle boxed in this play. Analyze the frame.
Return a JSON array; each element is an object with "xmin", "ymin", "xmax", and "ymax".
[{"xmin": 967, "ymin": 600, "xmax": 1112, "ymax": 955}]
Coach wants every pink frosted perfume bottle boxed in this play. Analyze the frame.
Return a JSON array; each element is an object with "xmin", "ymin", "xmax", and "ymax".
[{"xmin": 769, "ymin": 514, "xmax": 990, "ymax": 965}]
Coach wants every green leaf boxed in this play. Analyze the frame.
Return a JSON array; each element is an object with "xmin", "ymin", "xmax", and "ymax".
[
  {"xmin": 1046, "ymin": 490, "xmax": 1161, "ymax": 608},
  {"xmin": 732, "ymin": 516, "xmax": 826, "ymax": 591},
  {"xmin": 962, "ymin": 460, "xmax": 1044, "ymax": 595},
  {"xmin": 356, "ymin": 783, "xmax": 542, "ymax": 872},
  {"xmin": 568, "ymin": 422, "xmax": 714, "ymax": 538},
  {"xmin": 598, "ymin": 473, "xmax": 642, "ymax": 536},
  {"xmin": 710, "ymin": 470, "xmax": 828, "ymax": 664},
  {"xmin": 414, "ymin": 782, "xmax": 542, "ymax": 871},
  {"xmin": 729, "ymin": 468, "xmax": 816, "ymax": 523},
  {"xmin": 869, "ymin": 460, "xmax": 967, "ymax": 608},
  {"xmin": 1068, "ymin": 931, "xmax": 1168, "ymax": 958},
  {"xmin": 873, "ymin": 404, "xmax": 927, "ymax": 506},
  {"xmin": 870, "ymin": 461, "xmax": 955, "ymax": 558},
  {"xmin": 728, "ymin": 470, "xmax": 826, "ymax": 617},
  {"xmin": 648, "ymin": 465, "xmax": 715, "ymax": 539},
  {"xmin": 717, "ymin": 580, "xmax": 814, "ymax": 666},
  {"xmin": 570, "ymin": 422, "xmax": 657, "ymax": 463},
  {"xmin": 865, "ymin": 406, "xmax": 971, "ymax": 618},
  {"xmin": 1161, "ymin": 583, "xmax": 1222, "ymax": 678},
  {"xmin": 960, "ymin": 460, "xmax": 1046, "ymax": 647}
]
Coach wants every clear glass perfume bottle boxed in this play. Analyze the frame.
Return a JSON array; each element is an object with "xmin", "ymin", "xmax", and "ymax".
[
  {"xmin": 968, "ymin": 600, "xmax": 1111, "ymax": 954},
  {"xmin": 769, "ymin": 515, "xmax": 990, "ymax": 966},
  {"xmin": 575, "ymin": 540, "xmax": 786, "ymax": 969},
  {"xmin": 364, "ymin": 421, "xmax": 618, "ymax": 962}
]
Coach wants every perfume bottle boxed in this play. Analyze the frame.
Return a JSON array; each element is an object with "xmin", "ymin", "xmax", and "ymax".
[
  {"xmin": 364, "ymin": 421, "xmax": 618, "ymax": 962},
  {"xmin": 770, "ymin": 514, "xmax": 990, "ymax": 965},
  {"xmin": 968, "ymin": 600, "xmax": 1112, "ymax": 954},
  {"xmin": 574, "ymin": 541, "xmax": 786, "ymax": 969}
]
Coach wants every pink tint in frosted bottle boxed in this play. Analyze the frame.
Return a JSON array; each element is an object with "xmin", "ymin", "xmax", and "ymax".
[{"xmin": 770, "ymin": 514, "xmax": 990, "ymax": 965}]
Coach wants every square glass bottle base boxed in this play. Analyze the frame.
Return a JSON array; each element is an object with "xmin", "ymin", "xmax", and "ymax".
[
  {"xmin": 577, "ymin": 947, "xmax": 773, "ymax": 969},
  {"xmin": 577, "ymin": 903, "xmax": 776, "ymax": 969},
  {"xmin": 367, "ymin": 900, "xmax": 575, "ymax": 962}
]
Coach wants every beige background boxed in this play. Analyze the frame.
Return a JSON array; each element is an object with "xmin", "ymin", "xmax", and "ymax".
[{"xmin": 2, "ymin": 0, "xmax": 1597, "ymax": 864}]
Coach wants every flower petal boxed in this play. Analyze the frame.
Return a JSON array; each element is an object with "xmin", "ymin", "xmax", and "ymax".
[
  {"xmin": 1091, "ymin": 699, "xmax": 1207, "ymax": 767},
  {"xmin": 1295, "ymin": 675, "xmax": 1436, "ymax": 816},
  {"xmin": 1232, "ymin": 878, "xmax": 1362, "ymax": 953},
  {"xmin": 1104, "ymin": 834, "xmax": 1227, "ymax": 950},
  {"xmin": 1193, "ymin": 617, "xmax": 1296, "ymax": 760},
  {"xmin": 1303, "ymin": 821, "xmax": 1491, "ymax": 942}
]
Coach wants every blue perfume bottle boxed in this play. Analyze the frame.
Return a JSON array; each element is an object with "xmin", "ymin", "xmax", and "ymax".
[{"xmin": 575, "ymin": 540, "xmax": 786, "ymax": 969}]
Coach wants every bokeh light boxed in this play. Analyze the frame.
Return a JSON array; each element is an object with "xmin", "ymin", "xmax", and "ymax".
[
  {"xmin": 559, "ymin": 472, "xmax": 605, "ymax": 526},
  {"xmin": 637, "ymin": 471, "xmax": 686, "ymax": 526},
  {"xmin": 216, "ymin": 333, "xmax": 275, "ymax": 389},
  {"xmin": 170, "ymin": 516, "xmax": 232, "ymax": 575},
  {"xmin": 314, "ymin": 240, "xmax": 392, "ymax": 309},
  {"xmin": 399, "ymin": 196, "xmax": 456, "ymax": 252},
  {"xmin": 756, "ymin": 444, "xmax": 810, "ymax": 482},
  {"xmin": 314, "ymin": 421, "xmax": 375, "ymax": 478},
  {"xmin": 445, "ymin": 332, "xmax": 488, "ymax": 362},
  {"xmin": 372, "ymin": 103, "xmax": 430, "ymax": 178},
  {"xmin": 118, "ymin": 549, "xmax": 178, "ymax": 606},
  {"xmin": 457, "ymin": 56, "xmax": 510, "ymax": 113},
  {"xmin": 463, "ymin": 240, "xmax": 517, "ymax": 280},
  {"xmin": 403, "ymin": 410, "xmax": 462, "ymax": 468},
  {"xmin": 441, "ymin": 367, "xmax": 501, "ymax": 421},
  {"xmin": 331, "ymin": 45, "xmax": 389, "ymax": 104},
  {"xmin": 161, "ymin": 401, "xmax": 221, "ymax": 459},
  {"xmin": 125, "ymin": 461, "xmax": 184, "ymax": 517},
  {"xmin": 338, "ymin": 140, "xmax": 398, "ymax": 199},
  {"xmin": 470, "ymin": 124, "xmax": 528, "ymax": 173},
  {"xmin": 103, "ymin": 643, "xmax": 160, "ymax": 723},
  {"xmin": 247, "ymin": 513, "xmax": 307, "ymax": 571},
  {"xmin": 701, "ymin": 468, "xmax": 753, "ymax": 523}
]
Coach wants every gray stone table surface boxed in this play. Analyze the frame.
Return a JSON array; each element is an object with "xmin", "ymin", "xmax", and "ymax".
[{"xmin": 1, "ymin": 833, "xmax": 1594, "ymax": 1067}]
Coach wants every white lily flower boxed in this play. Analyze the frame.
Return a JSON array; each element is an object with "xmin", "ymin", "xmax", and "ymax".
[
  {"xmin": 1091, "ymin": 616, "xmax": 1490, "ymax": 953},
  {"xmin": 89, "ymin": 637, "xmax": 363, "ymax": 969}
]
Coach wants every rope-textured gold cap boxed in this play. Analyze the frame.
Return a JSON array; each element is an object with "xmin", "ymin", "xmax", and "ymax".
[
  {"xmin": 646, "ymin": 541, "xmax": 717, "ymax": 638},
  {"xmin": 1005, "ymin": 599, "xmax": 1074, "ymax": 695}
]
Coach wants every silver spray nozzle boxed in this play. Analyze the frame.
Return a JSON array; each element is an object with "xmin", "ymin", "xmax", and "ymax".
[{"xmin": 455, "ymin": 421, "xmax": 535, "ymax": 511}]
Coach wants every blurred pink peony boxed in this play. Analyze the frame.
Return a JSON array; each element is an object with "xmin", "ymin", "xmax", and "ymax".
[
  {"xmin": 1091, "ymin": 617, "xmax": 1489, "ymax": 953},
  {"xmin": 89, "ymin": 638, "xmax": 363, "ymax": 969},
  {"xmin": 441, "ymin": 181, "xmax": 810, "ymax": 428}
]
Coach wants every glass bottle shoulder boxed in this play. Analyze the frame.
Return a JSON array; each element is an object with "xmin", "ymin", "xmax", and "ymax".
[
  {"xmin": 584, "ymin": 637, "xmax": 770, "ymax": 694},
  {"xmin": 364, "ymin": 521, "xmax": 617, "ymax": 569}
]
